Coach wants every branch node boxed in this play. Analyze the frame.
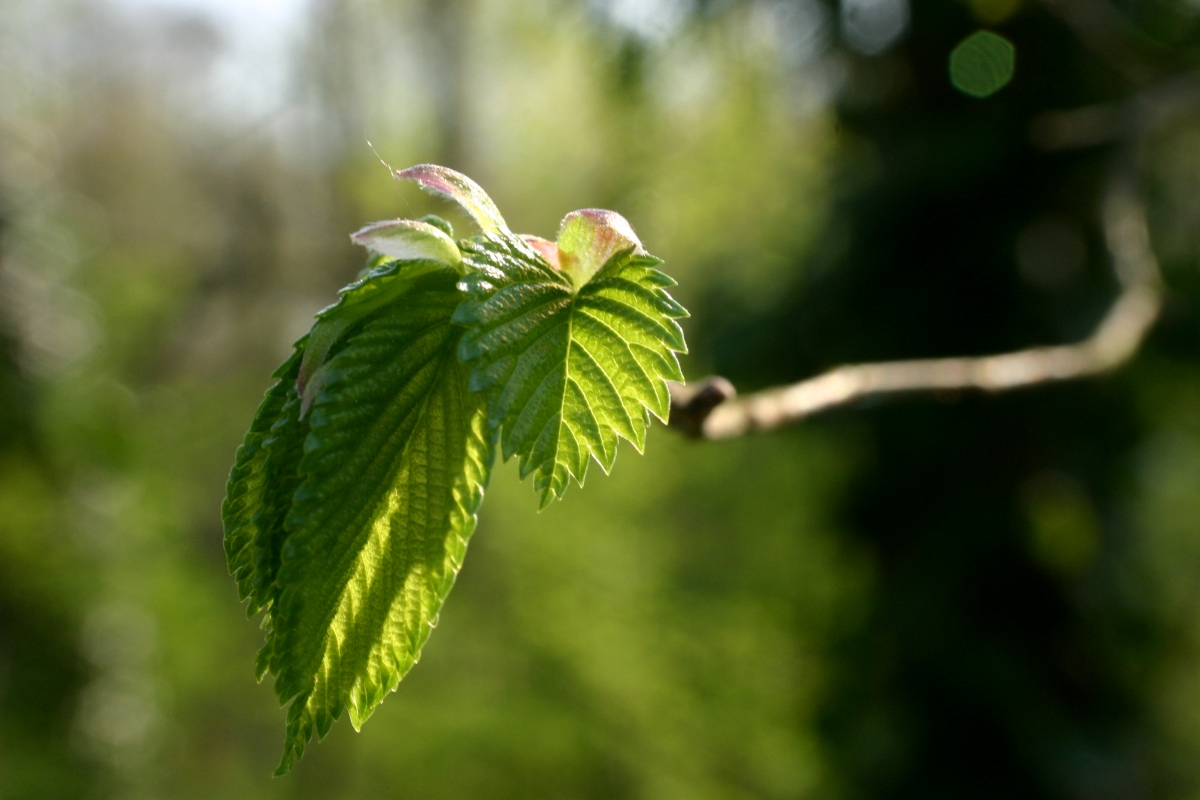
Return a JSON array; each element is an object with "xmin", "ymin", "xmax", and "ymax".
[{"xmin": 668, "ymin": 377, "xmax": 736, "ymax": 438}]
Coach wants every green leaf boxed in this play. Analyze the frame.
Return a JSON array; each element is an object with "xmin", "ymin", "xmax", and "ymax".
[
  {"xmin": 297, "ymin": 244, "xmax": 462, "ymax": 416},
  {"xmin": 349, "ymin": 218, "xmax": 462, "ymax": 266},
  {"xmin": 453, "ymin": 233, "xmax": 687, "ymax": 508},
  {"xmin": 224, "ymin": 166, "xmax": 689, "ymax": 774},
  {"xmin": 223, "ymin": 263, "xmax": 492, "ymax": 775},
  {"xmin": 556, "ymin": 208, "xmax": 643, "ymax": 289},
  {"xmin": 267, "ymin": 274, "xmax": 491, "ymax": 775},
  {"xmin": 223, "ymin": 348, "xmax": 310, "ymax": 619}
]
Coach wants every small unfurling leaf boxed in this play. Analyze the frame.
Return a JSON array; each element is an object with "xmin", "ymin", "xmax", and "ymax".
[
  {"xmin": 349, "ymin": 218, "xmax": 463, "ymax": 265},
  {"xmin": 395, "ymin": 163, "xmax": 509, "ymax": 235},
  {"xmin": 556, "ymin": 208, "xmax": 643, "ymax": 288}
]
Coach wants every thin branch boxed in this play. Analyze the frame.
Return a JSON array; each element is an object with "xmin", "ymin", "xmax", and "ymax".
[
  {"xmin": 669, "ymin": 180, "xmax": 1163, "ymax": 440},
  {"xmin": 1031, "ymin": 69, "xmax": 1200, "ymax": 151},
  {"xmin": 1037, "ymin": 0, "xmax": 1166, "ymax": 84}
]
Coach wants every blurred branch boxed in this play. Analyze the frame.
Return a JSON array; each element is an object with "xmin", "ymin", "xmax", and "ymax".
[
  {"xmin": 1038, "ymin": 0, "xmax": 1165, "ymax": 84},
  {"xmin": 1032, "ymin": 69, "xmax": 1200, "ymax": 150},
  {"xmin": 669, "ymin": 179, "xmax": 1163, "ymax": 440},
  {"xmin": 671, "ymin": 38, "xmax": 1200, "ymax": 441}
]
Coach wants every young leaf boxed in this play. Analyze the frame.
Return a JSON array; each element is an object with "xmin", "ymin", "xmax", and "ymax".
[
  {"xmin": 395, "ymin": 164, "xmax": 509, "ymax": 235},
  {"xmin": 349, "ymin": 218, "xmax": 462, "ymax": 265},
  {"xmin": 453, "ymin": 232, "xmax": 687, "ymax": 508},
  {"xmin": 556, "ymin": 208, "xmax": 642, "ymax": 288}
]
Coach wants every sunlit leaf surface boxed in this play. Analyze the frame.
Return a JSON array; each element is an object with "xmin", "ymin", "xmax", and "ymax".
[
  {"xmin": 454, "ymin": 234, "xmax": 687, "ymax": 507},
  {"xmin": 224, "ymin": 268, "xmax": 491, "ymax": 774}
]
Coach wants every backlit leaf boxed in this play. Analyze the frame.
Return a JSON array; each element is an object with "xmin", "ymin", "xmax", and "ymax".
[
  {"xmin": 223, "ymin": 166, "xmax": 687, "ymax": 774},
  {"xmin": 223, "ymin": 348, "xmax": 310, "ymax": 619},
  {"xmin": 454, "ymin": 233, "xmax": 687, "ymax": 508},
  {"xmin": 556, "ymin": 208, "xmax": 643, "ymax": 288},
  {"xmin": 297, "ymin": 248, "xmax": 462, "ymax": 416},
  {"xmin": 395, "ymin": 164, "xmax": 509, "ymax": 235},
  {"xmin": 224, "ymin": 266, "xmax": 491, "ymax": 775},
  {"xmin": 349, "ymin": 218, "xmax": 463, "ymax": 265}
]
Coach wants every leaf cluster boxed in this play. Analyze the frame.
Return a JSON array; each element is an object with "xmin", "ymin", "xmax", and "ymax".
[{"xmin": 221, "ymin": 166, "xmax": 687, "ymax": 773}]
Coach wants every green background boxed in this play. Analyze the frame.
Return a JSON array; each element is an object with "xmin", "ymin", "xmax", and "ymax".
[{"xmin": 4, "ymin": 0, "xmax": 1200, "ymax": 797}]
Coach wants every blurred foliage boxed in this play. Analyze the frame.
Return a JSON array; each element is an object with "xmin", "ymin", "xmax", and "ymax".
[{"xmin": 5, "ymin": 0, "xmax": 1200, "ymax": 798}]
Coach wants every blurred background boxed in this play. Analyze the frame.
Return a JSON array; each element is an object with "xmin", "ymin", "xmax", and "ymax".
[{"xmin": 4, "ymin": 0, "xmax": 1200, "ymax": 797}]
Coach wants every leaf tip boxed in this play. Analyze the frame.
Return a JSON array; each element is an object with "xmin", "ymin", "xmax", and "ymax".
[
  {"xmin": 394, "ymin": 164, "xmax": 508, "ymax": 235},
  {"xmin": 274, "ymin": 745, "xmax": 298, "ymax": 777}
]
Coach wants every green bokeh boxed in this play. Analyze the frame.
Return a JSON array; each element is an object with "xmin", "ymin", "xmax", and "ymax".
[
  {"xmin": 950, "ymin": 30, "xmax": 1016, "ymax": 98},
  {"xmin": 5, "ymin": 0, "xmax": 1200, "ymax": 797}
]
